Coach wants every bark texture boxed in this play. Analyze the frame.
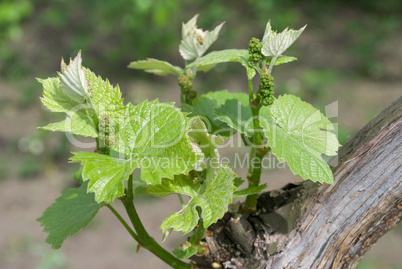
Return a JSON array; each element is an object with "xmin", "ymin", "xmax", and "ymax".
[{"xmin": 192, "ymin": 96, "xmax": 402, "ymax": 269}]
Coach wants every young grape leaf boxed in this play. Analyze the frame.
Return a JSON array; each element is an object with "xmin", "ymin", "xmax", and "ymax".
[
  {"xmin": 187, "ymin": 49, "xmax": 248, "ymax": 69},
  {"xmin": 70, "ymin": 152, "xmax": 134, "ymax": 203},
  {"xmin": 39, "ymin": 52, "xmax": 125, "ymax": 138},
  {"xmin": 187, "ymin": 49, "xmax": 256, "ymax": 79},
  {"xmin": 127, "ymin": 58, "xmax": 183, "ymax": 76},
  {"xmin": 259, "ymin": 94, "xmax": 339, "ymax": 184},
  {"xmin": 156, "ymin": 165, "xmax": 236, "ymax": 238},
  {"xmin": 172, "ymin": 242, "xmax": 197, "ymax": 259},
  {"xmin": 41, "ymin": 116, "xmax": 98, "ymax": 137},
  {"xmin": 85, "ymin": 68, "xmax": 125, "ymax": 118},
  {"xmin": 266, "ymin": 55, "xmax": 297, "ymax": 66},
  {"xmin": 233, "ymin": 177, "xmax": 245, "ymax": 187},
  {"xmin": 246, "ymin": 66, "xmax": 257, "ymax": 80},
  {"xmin": 37, "ymin": 181, "xmax": 101, "ymax": 249},
  {"xmin": 59, "ymin": 52, "xmax": 90, "ymax": 103},
  {"xmin": 179, "ymin": 15, "xmax": 224, "ymax": 60},
  {"xmin": 186, "ymin": 90, "xmax": 250, "ymax": 137},
  {"xmin": 38, "ymin": 77, "xmax": 97, "ymax": 137},
  {"xmin": 182, "ymin": 14, "xmax": 198, "ymax": 37},
  {"xmin": 214, "ymin": 95, "xmax": 254, "ymax": 138},
  {"xmin": 188, "ymin": 118, "xmax": 224, "ymax": 160},
  {"xmin": 261, "ymin": 22, "xmax": 306, "ymax": 57}
]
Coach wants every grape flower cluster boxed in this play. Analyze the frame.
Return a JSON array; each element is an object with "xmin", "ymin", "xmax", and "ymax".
[
  {"xmin": 248, "ymin": 37, "xmax": 262, "ymax": 63},
  {"xmin": 257, "ymin": 73, "xmax": 275, "ymax": 106}
]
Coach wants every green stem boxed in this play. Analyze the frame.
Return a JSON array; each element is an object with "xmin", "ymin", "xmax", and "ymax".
[
  {"xmin": 180, "ymin": 92, "xmax": 184, "ymax": 105},
  {"xmin": 106, "ymin": 204, "xmax": 139, "ymax": 242},
  {"xmin": 122, "ymin": 175, "xmax": 191, "ymax": 269},
  {"xmin": 244, "ymin": 78, "xmax": 267, "ymax": 211},
  {"xmin": 248, "ymin": 79, "xmax": 254, "ymax": 100},
  {"xmin": 189, "ymin": 217, "xmax": 206, "ymax": 246},
  {"xmin": 177, "ymin": 194, "xmax": 185, "ymax": 207},
  {"xmin": 247, "ymin": 146, "xmax": 255, "ymax": 179}
]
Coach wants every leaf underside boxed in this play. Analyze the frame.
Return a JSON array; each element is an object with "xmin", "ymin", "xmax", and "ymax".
[
  {"xmin": 214, "ymin": 96, "xmax": 253, "ymax": 138},
  {"xmin": 127, "ymin": 58, "xmax": 183, "ymax": 76},
  {"xmin": 260, "ymin": 94, "xmax": 339, "ymax": 183},
  {"xmin": 262, "ymin": 22, "xmax": 306, "ymax": 57},
  {"xmin": 187, "ymin": 49, "xmax": 249, "ymax": 69},
  {"xmin": 179, "ymin": 16, "xmax": 224, "ymax": 61},
  {"xmin": 188, "ymin": 90, "xmax": 251, "ymax": 137},
  {"xmin": 187, "ymin": 49, "xmax": 255, "ymax": 79}
]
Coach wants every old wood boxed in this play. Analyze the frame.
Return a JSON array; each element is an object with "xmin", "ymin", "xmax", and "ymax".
[{"xmin": 193, "ymin": 96, "xmax": 401, "ymax": 269}]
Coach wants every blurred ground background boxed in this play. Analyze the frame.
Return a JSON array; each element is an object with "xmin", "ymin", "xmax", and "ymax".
[{"xmin": 0, "ymin": 0, "xmax": 401, "ymax": 268}]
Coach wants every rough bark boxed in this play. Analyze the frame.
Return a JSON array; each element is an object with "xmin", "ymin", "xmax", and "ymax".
[{"xmin": 192, "ymin": 96, "xmax": 401, "ymax": 269}]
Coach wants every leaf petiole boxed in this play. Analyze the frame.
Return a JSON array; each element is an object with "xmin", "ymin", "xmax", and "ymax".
[
  {"xmin": 177, "ymin": 193, "xmax": 185, "ymax": 207},
  {"xmin": 267, "ymin": 55, "xmax": 277, "ymax": 74},
  {"xmin": 106, "ymin": 203, "xmax": 139, "ymax": 242}
]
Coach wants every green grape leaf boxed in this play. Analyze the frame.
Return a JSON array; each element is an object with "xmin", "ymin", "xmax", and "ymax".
[
  {"xmin": 187, "ymin": 49, "xmax": 256, "ymax": 79},
  {"xmin": 41, "ymin": 115, "xmax": 98, "ymax": 137},
  {"xmin": 261, "ymin": 22, "xmax": 306, "ymax": 57},
  {"xmin": 133, "ymin": 178, "xmax": 150, "ymax": 197},
  {"xmin": 70, "ymin": 152, "xmax": 134, "ymax": 203},
  {"xmin": 179, "ymin": 15, "xmax": 224, "ymax": 60},
  {"xmin": 187, "ymin": 49, "xmax": 248, "ymax": 69},
  {"xmin": 73, "ymin": 166, "xmax": 84, "ymax": 183},
  {"xmin": 112, "ymin": 101, "xmax": 202, "ymax": 185},
  {"xmin": 37, "ymin": 181, "xmax": 100, "ymax": 249},
  {"xmin": 214, "ymin": 96, "xmax": 253, "ymax": 138},
  {"xmin": 85, "ymin": 68, "xmax": 125, "ymax": 118},
  {"xmin": 70, "ymin": 100, "xmax": 202, "ymax": 202},
  {"xmin": 159, "ymin": 165, "xmax": 236, "ymax": 238},
  {"xmin": 127, "ymin": 58, "xmax": 183, "ymax": 76},
  {"xmin": 196, "ymin": 63, "xmax": 216, "ymax": 73},
  {"xmin": 147, "ymin": 174, "xmax": 199, "ymax": 197},
  {"xmin": 246, "ymin": 66, "xmax": 257, "ymax": 80},
  {"xmin": 188, "ymin": 90, "xmax": 250, "ymax": 137},
  {"xmin": 233, "ymin": 184, "xmax": 268, "ymax": 198},
  {"xmin": 266, "ymin": 55, "xmax": 298, "ymax": 66},
  {"xmin": 233, "ymin": 177, "xmax": 245, "ymax": 187},
  {"xmin": 259, "ymin": 94, "xmax": 339, "ymax": 184}
]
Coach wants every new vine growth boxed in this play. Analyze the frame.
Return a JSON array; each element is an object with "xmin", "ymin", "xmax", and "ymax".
[{"xmin": 37, "ymin": 15, "xmax": 339, "ymax": 269}]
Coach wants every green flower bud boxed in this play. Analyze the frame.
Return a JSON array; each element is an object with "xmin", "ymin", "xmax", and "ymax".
[
  {"xmin": 248, "ymin": 37, "xmax": 263, "ymax": 63},
  {"xmin": 178, "ymin": 74, "xmax": 192, "ymax": 94},
  {"xmin": 98, "ymin": 114, "xmax": 116, "ymax": 150},
  {"xmin": 257, "ymin": 73, "xmax": 275, "ymax": 106}
]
